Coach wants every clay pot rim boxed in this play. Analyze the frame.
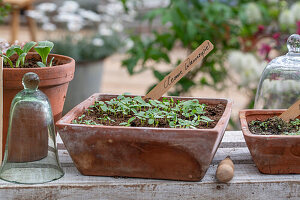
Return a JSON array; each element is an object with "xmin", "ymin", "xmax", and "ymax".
[
  {"xmin": 57, "ymin": 93, "xmax": 233, "ymax": 132},
  {"xmin": 3, "ymin": 53, "xmax": 75, "ymax": 79},
  {"xmin": 240, "ymin": 109, "xmax": 300, "ymax": 138}
]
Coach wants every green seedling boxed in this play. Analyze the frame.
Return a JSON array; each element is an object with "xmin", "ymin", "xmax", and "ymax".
[
  {"xmin": 73, "ymin": 95, "xmax": 215, "ymax": 129},
  {"xmin": 120, "ymin": 117, "xmax": 136, "ymax": 127},
  {"xmin": 34, "ymin": 41, "xmax": 54, "ymax": 67},
  {"xmin": 291, "ymin": 119, "xmax": 300, "ymax": 126},
  {"xmin": 259, "ymin": 122, "xmax": 268, "ymax": 131},
  {"xmin": 283, "ymin": 131, "xmax": 300, "ymax": 135},
  {"xmin": 1, "ymin": 41, "xmax": 36, "ymax": 68},
  {"xmin": 0, "ymin": 53, "xmax": 13, "ymax": 68}
]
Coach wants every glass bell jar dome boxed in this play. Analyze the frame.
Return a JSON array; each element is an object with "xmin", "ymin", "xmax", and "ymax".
[
  {"xmin": 0, "ymin": 72, "xmax": 64, "ymax": 184},
  {"xmin": 255, "ymin": 34, "xmax": 300, "ymax": 109}
]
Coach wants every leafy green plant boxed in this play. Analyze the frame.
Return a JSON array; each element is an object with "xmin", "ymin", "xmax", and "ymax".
[
  {"xmin": 0, "ymin": 40, "xmax": 55, "ymax": 68},
  {"xmin": 122, "ymin": 0, "xmax": 299, "ymax": 96},
  {"xmin": 121, "ymin": 0, "xmax": 241, "ymax": 96},
  {"xmin": 1, "ymin": 41, "xmax": 36, "ymax": 68},
  {"xmin": 34, "ymin": 41, "xmax": 54, "ymax": 67},
  {"xmin": 72, "ymin": 95, "xmax": 219, "ymax": 129}
]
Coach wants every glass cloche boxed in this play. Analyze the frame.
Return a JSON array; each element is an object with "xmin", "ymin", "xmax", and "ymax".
[
  {"xmin": 255, "ymin": 34, "xmax": 300, "ymax": 109},
  {"xmin": 0, "ymin": 72, "xmax": 64, "ymax": 184}
]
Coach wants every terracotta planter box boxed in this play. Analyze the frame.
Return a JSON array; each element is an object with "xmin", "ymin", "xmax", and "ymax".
[
  {"xmin": 240, "ymin": 109, "xmax": 300, "ymax": 174},
  {"xmin": 56, "ymin": 93, "xmax": 232, "ymax": 181},
  {"xmin": 3, "ymin": 53, "xmax": 75, "ymax": 157}
]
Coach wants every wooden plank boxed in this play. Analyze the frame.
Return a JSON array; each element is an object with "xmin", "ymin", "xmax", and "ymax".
[
  {"xmin": 1, "ymin": 164, "xmax": 299, "ymax": 186},
  {"xmin": 0, "ymin": 181, "xmax": 299, "ymax": 200},
  {"xmin": 219, "ymin": 131, "xmax": 246, "ymax": 148},
  {"xmin": 0, "ymin": 165, "xmax": 299, "ymax": 199},
  {"xmin": 2, "ymin": 131, "xmax": 299, "ymax": 199},
  {"xmin": 0, "ymin": 57, "xmax": 2, "ymax": 164}
]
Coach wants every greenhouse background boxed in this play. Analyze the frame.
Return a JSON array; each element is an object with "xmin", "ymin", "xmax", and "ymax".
[{"xmin": 0, "ymin": 0, "xmax": 300, "ymax": 129}]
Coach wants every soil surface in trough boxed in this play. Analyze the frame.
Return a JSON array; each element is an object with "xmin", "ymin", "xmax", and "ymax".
[
  {"xmin": 248, "ymin": 116, "xmax": 300, "ymax": 135},
  {"xmin": 72, "ymin": 96, "xmax": 226, "ymax": 129}
]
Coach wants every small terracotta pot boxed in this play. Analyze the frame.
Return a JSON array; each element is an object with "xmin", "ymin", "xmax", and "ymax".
[
  {"xmin": 2, "ymin": 53, "xmax": 75, "ymax": 158},
  {"xmin": 56, "ymin": 93, "xmax": 232, "ymax": 181},
  {"xmin": 240, "ymin": 109, "xmax": 300, "ymax": 174}
]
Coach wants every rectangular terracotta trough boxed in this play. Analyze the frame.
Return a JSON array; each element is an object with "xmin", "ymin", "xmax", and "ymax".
[
  {"xmin": 240, "ymin": 109, "xmax": 300, "ymax": 174},
  {"xmin": 56, "ymin": 93, "xmax": 232, "ymax": 181}
]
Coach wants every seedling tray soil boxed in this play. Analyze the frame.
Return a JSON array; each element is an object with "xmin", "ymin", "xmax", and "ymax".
[
  {"xmin": 72, "ymin": 95, "xmax": 226, "ymax": 129},
  {"xmin": 248, "ymin": 116, "xmax": 300, "ymax": 135}
]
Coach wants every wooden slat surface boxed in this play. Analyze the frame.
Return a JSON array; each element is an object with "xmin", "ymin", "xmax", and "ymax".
[
  {"xmin": 0, "ymin": 131, "xmax": 300, "ymax": 200},
  {"xmin": 0, "ymin": 57, "xmax": 2, "ymax": 164}
]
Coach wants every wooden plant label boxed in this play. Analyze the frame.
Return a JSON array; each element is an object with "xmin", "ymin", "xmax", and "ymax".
[
  {"xmin": 0, "ymin": 57, "xmax": 2, "ymax": 163},
  {"xmin": 143, "ymin": 40, "xmax": 214, "ymax": 100},
  {"xmin": 279, "ymin": 99, "xmax": 300, "ymax": 121}
]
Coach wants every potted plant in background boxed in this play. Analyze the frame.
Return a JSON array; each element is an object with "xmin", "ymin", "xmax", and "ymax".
[
  {"xmin": 26, "ymin": 0, "xmax": 135, "ymax": 113},
  {"xmin": 0, "ymin": 40, "xmax": 75, "ymax": 157},
  {"xmin": 56, "ymin": 93, "xmax": 232, "ymax": 181}
]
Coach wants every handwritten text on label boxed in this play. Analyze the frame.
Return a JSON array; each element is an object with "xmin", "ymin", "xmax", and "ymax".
[{"xmin": 144, "ymin": 40, "xmax": 214, "ymax": 100}]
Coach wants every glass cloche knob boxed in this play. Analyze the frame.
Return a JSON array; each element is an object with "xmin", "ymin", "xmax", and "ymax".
[
  {"xmin": 22, "ymin": 72, "xmax": 40, "ymax": 90},
  {"xmin": 287, "ymin": 34, "xmax": 300, "ymax": 54}
]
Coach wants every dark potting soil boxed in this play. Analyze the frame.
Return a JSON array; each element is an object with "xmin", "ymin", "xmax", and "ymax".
[
  {"xmin": 3, "ymin": 56, "xmax": 66, "ymax": 68},
  {"xmin": 74, "ymin": 102, "xmax": 226, "ymax": 129},
  {"xmin": 248, "ymin": 116, "xmax": 300, "ymax": 135}
]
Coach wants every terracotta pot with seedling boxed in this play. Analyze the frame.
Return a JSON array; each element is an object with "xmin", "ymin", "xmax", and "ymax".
[
  {"xmin": 240, "ymin": 100, "xmax": 300, "ymax": 174},
  {"xmin": 56, "ymin": 41, "xmax": 233, "ymax": 181},
  {"xmin": 0, "ymin": 41, "xmax": 75, "ymax": 157},
  {"xmin": 57, "ymin": 93, "xmax": 232, "ymax": 181}
]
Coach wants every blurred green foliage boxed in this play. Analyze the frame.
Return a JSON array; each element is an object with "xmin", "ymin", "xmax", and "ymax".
[
  {"xmin": 0, "ymin": 0, "xmax": 10, "ymax": 23},
  {"xmin": 121, "ymin": 0, "xmax": 299, "ymax": 97}
]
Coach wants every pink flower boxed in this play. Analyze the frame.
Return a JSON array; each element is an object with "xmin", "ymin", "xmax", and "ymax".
[
  {"xmin": 259, "ymin": 43, "xmax": 271, "ymax": 56},
  {"xmin": 258, "ymin": 25, "xmax": 265, "ymax": 32},
  {"xmin": 255, "ymin": 25, "xmax": 265, "ymax": 37},
  {"xmin": 272, "ymin": 32, "xmax": 281, "ymax": 45},
  {"xmin": 297, "ymin": 21, "xmax": 300, "ymax": 35},
  {"xmin": 272, "ymin": 33, "xmax": 280, "ymax": 40}
]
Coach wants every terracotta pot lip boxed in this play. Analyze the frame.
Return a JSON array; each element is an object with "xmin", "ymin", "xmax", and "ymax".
[
  {"xmin": 57, "ymin": 93, "xmax": 232, "ymax": 132},
  {"xmin": 3, "ymin": 53, "xmax": 75, "ymax": 70},
  {"xmin": 3, "ymin": 53, "xmax": 75, "ymax": 81},
  {"xmin": 240, "ymin": 109, "xmax": 300, "ymax": 138},
  {"xmin": 64, "ymin": 122, "xmax": 218, "ymax": 132}
]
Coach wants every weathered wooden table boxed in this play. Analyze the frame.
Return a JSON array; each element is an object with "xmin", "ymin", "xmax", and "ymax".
[{"xmin": 0, "ymin": 131, "xmax": 299, "ymax": 200}]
